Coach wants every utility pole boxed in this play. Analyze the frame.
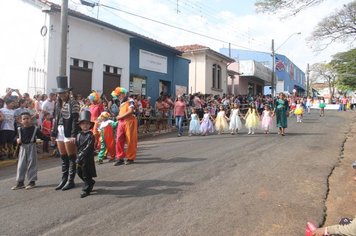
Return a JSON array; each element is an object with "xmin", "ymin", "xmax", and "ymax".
[
  {"xmin": 59, "ymin": 0, "xmax": 68, "ymax": 77},
  {"xmin": 306, "ymin": 63, "xmax": 310, "ymax": 97},
  {"xmin": 271, "ymin": 39, "xmax": 275, "ymax": 97}
]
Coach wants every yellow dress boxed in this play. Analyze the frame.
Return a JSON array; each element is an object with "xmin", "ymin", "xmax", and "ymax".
[
  {"xmin": 245, "ymin": 108, "xmax": 260, "ymax": 129},
  {"xmin": 215, "ymin": 111, "xmax": 229, "ymax": 133}
]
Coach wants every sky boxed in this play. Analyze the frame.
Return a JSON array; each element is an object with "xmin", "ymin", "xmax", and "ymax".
[
  {"xmin": 0, "ymin": 0, "xmax": 355, "ymax": 94},
  {"xmin": 65, "ymin": 0, "xmax": 355, "ymax": 70}
]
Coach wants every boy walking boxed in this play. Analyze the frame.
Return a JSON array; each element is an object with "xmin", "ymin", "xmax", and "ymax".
[
  {"xmin": 76, "ymin": 110, "xmax": 97, "ymax": 198},
  {"xmin": 11, "ymin": 112, "xmax": 50, "ymax": 190}
]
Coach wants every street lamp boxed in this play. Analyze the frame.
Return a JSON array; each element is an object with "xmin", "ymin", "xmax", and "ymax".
[{"xmin": 271, "ymin": 32, "xmax": 301, "ymax": 97}]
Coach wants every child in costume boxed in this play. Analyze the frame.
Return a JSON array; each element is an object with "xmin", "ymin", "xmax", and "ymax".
[
  {"xmin": 97, "ymin": 111, "xmax": 117, "ymax": 164},
  {"xmin": 88, "ymin": 91, "xmax": 104, "ymax": 148},
  {"xmin": 215, "ymin": 105, "xmax": 229, "ymax": 135},
  {"xmin": 319, "ymin": 98, "xmax": 326, "ymax": 117},
  {"xmin": 244, "ymin": 102, "xmax": 260, "ymax": 135},
  {"xmin": 200, "ymin": 107, "xmax": 214, "ymax": 136},
  {"xmin": 111, "ymin": 87, "xmax": 138, "ymax": 166},
  {"xmin": 189, "ymin": 108, "xmax": 201, "ymax": 136},
  {"xmin": 261, "ymin": 104, "xmax": 273, "ymax": 134},
  {"xmin": 11, "ymin": 112, "xmax": 50, "ymax": 190},
  {"xmin": 294, "ymin": 100, "xmax": 304, "ymax": 123},
  {"xmin": 229, "ymin": 103, "xmax": 243, "ymax": 135},
  {"xmin": 76, "ymin": 110, "xmax": 97, "ymax": 198}
]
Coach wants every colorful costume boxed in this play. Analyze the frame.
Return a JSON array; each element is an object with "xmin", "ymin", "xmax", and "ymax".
[
  {"xmin": 189, "ymin": 113, "xmax": 201, "ymax": 135},
  {"xmin": 97, "ymin": 112, "xmax": 117, "ymax": 162},
  {"xmin": 215, "ymin": 110, "xmax": 229, "ymax": 134},
  {"xmin": 112, "ymin": 87, "xmax": 138, "ymax": 163},
  {"xmin": 88, "ymin": 92, "xmax": 104, "ymax": 148},
  {"xmin": 245, "ymin": 108, "xmax": 260, "ymax": 129},
  {"xmin": 229, "ymin": 108, "xmax": 242, "ymax": 132},
  {"xmin": 200, "ymin": 113, "xmax": 214, "ymax": 134},
  {"xmin": 261, "ymin": 110, "xmax": 273, "ymax": 131}
]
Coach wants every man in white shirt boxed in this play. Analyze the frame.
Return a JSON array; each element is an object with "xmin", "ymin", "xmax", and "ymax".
[{"xmin": 41, "ymin": 93, "xmax": 56, "ymax": 118}]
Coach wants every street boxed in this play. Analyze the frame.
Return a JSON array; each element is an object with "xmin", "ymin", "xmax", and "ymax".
[{"xmin": 0, "ymin": 110, "xmax": 354, "ymax": 236}]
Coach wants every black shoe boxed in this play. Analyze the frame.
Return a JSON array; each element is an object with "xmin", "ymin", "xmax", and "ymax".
[
  {"xmin": 88, "ymin": 180, "xmax": 96, "ymax": 192},
  {"xmin": 25, "ymin": 181, "xmax": 36, "ymax": 190},
  {"xmin": 11, "ymin": 182, "xmax": 25, "ymax": 190},
  {"xmin": 80, "ymin": 191, "xmax": 90, "ymax": 198},
  {"xmin": 125, "ymin": 160, "xmax": 134, "ymax": 165},
  {"xmin": 113, "ymin": 159, "xmax": 125, "ymax": 166},
  {"xmin": 62, "ymin": 181, "xmax": 75, "ymax": 191},
  {"xmin": 97, "ymin": 159, "xmax": 103, "ymax": 165}
]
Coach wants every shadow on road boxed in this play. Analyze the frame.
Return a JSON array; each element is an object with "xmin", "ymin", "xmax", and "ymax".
[
  {"xmin": 94, "ymin": 179, "xmax": 193, "ymax": 198},
  {"xmin": 135, "ymin": 156, "xmax": 207, "ymax": 164}
]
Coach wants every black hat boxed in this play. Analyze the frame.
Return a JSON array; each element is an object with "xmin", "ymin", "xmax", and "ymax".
[
  {"xmin": 78, "ymin": 110, "xmax": 94, "ymax": 128},
  {"xmin": 53, "ymin": 76, "xmax": 72, "ymax": 93}
]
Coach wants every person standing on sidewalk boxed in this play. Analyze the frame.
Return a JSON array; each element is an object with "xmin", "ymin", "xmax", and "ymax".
[
  {"xmin": 173, "ymin": 95, "xmax": 187, "ymax": 137},
  {"xmin": 11, "ymin": 112, "xmax": 50, "ymax": 190},
  {"xmin": 51, "ymin": 76, "xmax": 80, "ymax": 191},
  {"xmin": 111, "ymin": 87, "xmax": 138, "ymax": 166}
]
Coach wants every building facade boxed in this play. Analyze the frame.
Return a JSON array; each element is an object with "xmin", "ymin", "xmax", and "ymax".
[
  {"xmin": 176, "ymin": 44, "xmax": 234, "ymax": 96},
  {"xmin": 5, "ymin": 0, "xmax": 189, "ymax": 101},
  {"xmin": 220, "ymin": 48, "xmax": 306, "ymax": 96}
]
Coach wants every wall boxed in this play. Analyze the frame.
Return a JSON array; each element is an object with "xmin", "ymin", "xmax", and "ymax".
[
  {"xmin": 130, "ymin": 38, "xmax": 189, "ymax": 103},
  {"xmin": 47, "ymin": 12, "xmax": 130, "ymax": 95}
]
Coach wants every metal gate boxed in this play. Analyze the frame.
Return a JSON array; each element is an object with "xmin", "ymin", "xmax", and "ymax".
[{"xmin": 28, "ymin": 67, "xmax": 46, "ymax": 96}]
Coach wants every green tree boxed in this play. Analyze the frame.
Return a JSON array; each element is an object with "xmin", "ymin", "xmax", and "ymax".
[
  {"xmin": 310, "ymin": 63, "xmax": 338, "ymax": 98},
  {"xmin": 330, "ymin": 48, "xmax": 356, "ymax": 91}
]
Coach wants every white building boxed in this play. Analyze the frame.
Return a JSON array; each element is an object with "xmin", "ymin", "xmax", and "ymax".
[{"xmin": 176, "ymin": 44, "xmax": 234, "ymax": 96}]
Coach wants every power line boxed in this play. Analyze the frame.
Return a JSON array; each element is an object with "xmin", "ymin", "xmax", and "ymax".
[{"xmin": 81, "ymin": 0, "xmax": 252, "ymax": 49}]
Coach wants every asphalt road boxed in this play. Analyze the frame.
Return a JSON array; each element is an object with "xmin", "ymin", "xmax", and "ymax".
[{"xmin": 0, "ymin": 110, "xmax": 353, "ymax": 236}]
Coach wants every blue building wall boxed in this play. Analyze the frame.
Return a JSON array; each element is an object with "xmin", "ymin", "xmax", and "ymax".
[
  {"xmin": 130, "ymin": 38, "xmax": 189, "ymax": 104},
  {"xmin": 220, "ymin": 48, "xmax": 305, "ymax": 95}
]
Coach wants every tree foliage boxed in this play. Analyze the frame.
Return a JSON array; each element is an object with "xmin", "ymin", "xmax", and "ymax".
[
  {"xmin": 310, "ymin": 63, "xmax": 338, "ymax": 98},
  {"xmin": 308, "ymin": 1, "xmax": 356, "ymax": 49},
  {"xmin": 330, "ymin": 48, "xmax": 356, "ymax": 90},
  {"xmin": 255, "ymin": 0, "xmax": 324, "ymax": 16}
]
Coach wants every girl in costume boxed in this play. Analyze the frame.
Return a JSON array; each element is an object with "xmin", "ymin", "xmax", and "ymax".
[
  {"xmin": 215, "ymin": 105, "xmax": 229, "ymax": 135},
  {"xmin": 319, "ymin": 97, "xmax": 326, "ymax": 117},
  {"xmin": 97, "ymin": 111, "xmax": 117, "ymax": 164},
  {"xmin": 229, "ymin": 103, "xmax": 243, "ymax": 135},
  {"xmin": 261, "ymin": 104, "xmax": 273, "ymax": 134},
  {"xmin": 188, "ymin": 108, "xmax": 201, "ymax": 136},
  {"xmin": 200, "ymin": 108, "xmax": 214, "ymax": 136},
  {"xmin": 244, "ymin": 102, "xmax": 260, "ymax": 135},
  {"xmin": 51, "ymin": 76, "xmax": 80, "ymax": 191},
  {"xmin": 294, "ymin": 99, "xmax": 304, "ymax": 123}
]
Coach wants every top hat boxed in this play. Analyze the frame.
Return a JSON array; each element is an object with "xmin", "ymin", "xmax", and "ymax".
[
  {"xmin": 78, "ymin": 110, "xmax": 94, "ymax": 128},
  {"xmin": 53, "ymin": 76, "xmax": 72, "ymax": 93}
]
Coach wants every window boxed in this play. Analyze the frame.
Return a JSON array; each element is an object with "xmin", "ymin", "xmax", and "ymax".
[{"xmin": 212, "ymin": 64, "xmax": 221, "ymax": 89}]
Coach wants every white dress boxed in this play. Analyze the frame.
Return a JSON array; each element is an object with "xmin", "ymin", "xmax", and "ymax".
[{"xmin": 229, "ymin": 109, "xmax": 242, "ymax": 131}]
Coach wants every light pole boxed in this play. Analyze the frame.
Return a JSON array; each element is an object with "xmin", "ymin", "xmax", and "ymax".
[
  {"xmin": 306, "ymin": 63, "xmax": 310, "ymax": 97},
  {"xmin": 271, "ymin": 32, "xmax": 301, "ymax": 97}
]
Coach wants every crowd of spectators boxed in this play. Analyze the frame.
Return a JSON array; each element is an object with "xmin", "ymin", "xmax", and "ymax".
[{"xmin": 1, "ymin": 87, "xmax": 356, "ymax": 161}]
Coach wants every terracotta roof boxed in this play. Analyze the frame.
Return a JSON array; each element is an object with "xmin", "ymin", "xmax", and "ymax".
[{"xmin": 175, "ymin": 44, "xmax": 210, "ymax": 52}]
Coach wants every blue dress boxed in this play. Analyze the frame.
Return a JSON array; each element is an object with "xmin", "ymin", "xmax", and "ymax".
[{"xmin": 189, "ymin": 114, "xmax": 201, "ymax": 134}]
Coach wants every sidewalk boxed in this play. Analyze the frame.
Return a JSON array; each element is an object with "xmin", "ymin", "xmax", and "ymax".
[{"xmin": 323, "ymin": 112, "xmax": 356, "ymax": 226}]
